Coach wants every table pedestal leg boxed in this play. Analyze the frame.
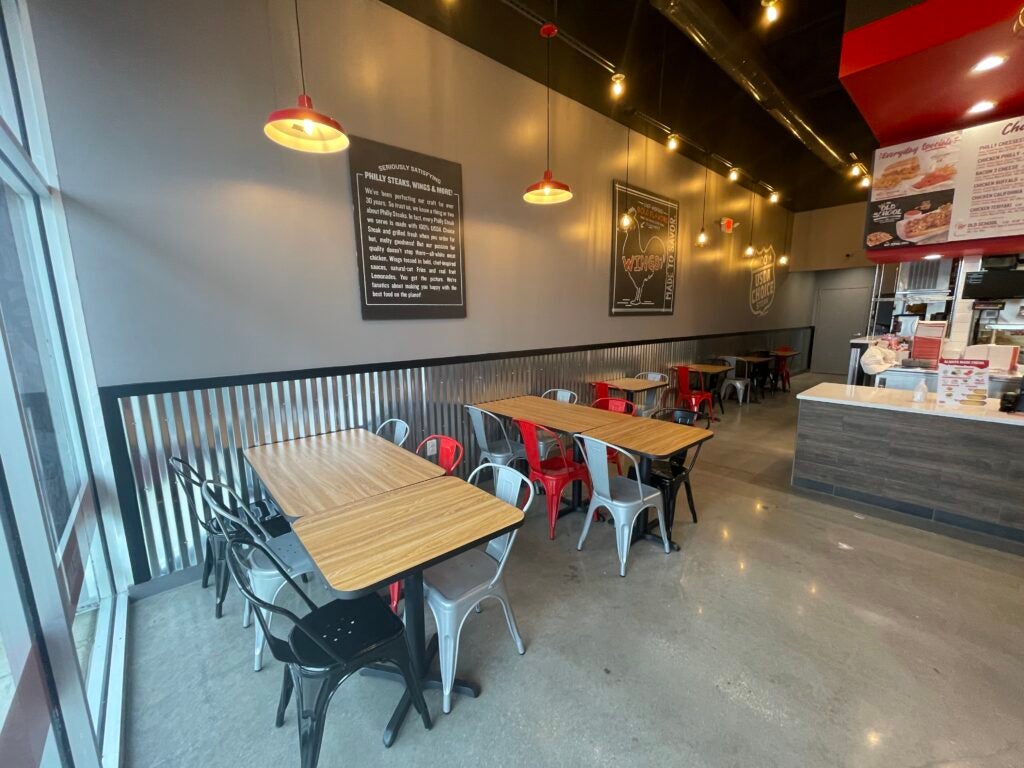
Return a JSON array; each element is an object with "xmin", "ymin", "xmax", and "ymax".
[{"xmin": 626, "ymin": 456, "xmax": 680, "ymax": 550}]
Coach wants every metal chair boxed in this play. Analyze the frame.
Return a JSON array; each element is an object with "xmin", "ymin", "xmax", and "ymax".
[
  {"xmin": 375, "ymin": 418, "xmax": 410, "ymax": 447},
  {"xmin": 223, "ymin": 539, "xmax": 430, "ymax": 767},
  {"xmin": 634, "ymin": 372, "xmax": 669, "ymax": 417},
  {"xmin": 168, "ymin": 456, "xmax": 289, "ymax": 619},
  {"xmin": 415, "ymin": 434, "xmax": 464, "ymax": 475},
  {"xmin": 540, "ymin": 388, "xmax": 578, "ymax": 403},
  {"xmin": 719, "ymin": 356, "xmax": 751, "ymax": 405},
  {"xmin": 574, "ymin": 434, "xmax": 670, "ymax": 577},
  {"xmin": 648, "ymin": 408, "xmax": 703, "ymax": 535},
  {"xmin": 590, "ymin": 397, "xmax": 636, "ymax": 474},
  {"xmin": 515, "ymin": 419, "xmax": 591, "ymax": 540},
  {"xmin": 423, "ymin": 463, "xmax": 534, "ymax": 714},
  {"xmin": 202, "ymin": 480, "xmax": 319, "ymax": 672},
  {"xmin": 465, "ymin": 405, "xmax": 527, "ymax": 469}
]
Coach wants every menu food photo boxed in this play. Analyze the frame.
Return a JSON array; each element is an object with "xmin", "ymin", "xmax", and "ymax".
[
  {"xmin": 865, "ymin": 114, "xmax": 1024, "ymax": 250},
  {"xmin": 937, "ymin": 358, "xmax": 990, "ymax": 406}
]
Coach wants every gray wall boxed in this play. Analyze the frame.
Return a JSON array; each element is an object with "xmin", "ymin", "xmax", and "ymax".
[
  {"xmin": 791, "ymin": 202, "xmax": 873, "ymax": 272},
  {"xmin": 31, "ymin": 0, "xmax": 814, "ymax": 388}
]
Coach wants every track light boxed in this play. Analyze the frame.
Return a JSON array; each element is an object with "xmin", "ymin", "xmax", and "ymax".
[
  {"xmin": 611, "ymin": 73, "xmax": 625, "ymax": 99},
  {"xmin": 860, "ymin": 175, "xmax": 871, "ymax": 188},
  {"xmin": 779, "ymin": 254, "xmax": 789, "ymax": 265},
  {"xmin": 762, "ymin": 0, "xmax": 780, "ymax": 24},
  {"xmin": 768, "ymin": 191, "xmax": 780, "ymax": 204},
  {"xmin": 744, "ymin": 244, "xmax": 755, "ymax": 257},
  {"xmin": 696, "ymin": 228, "xmax": 708, "ymax": 247},
  {"xmin": 728, "ymin": 168, "xmax": 740, "ymax": 182},
  {"xmin": 850, "ymin": 164, "xmax": 862, "ymax": 177},
  {"xmin": 666, "ymin": 133, "xmax": 681, "ymax": 151}
]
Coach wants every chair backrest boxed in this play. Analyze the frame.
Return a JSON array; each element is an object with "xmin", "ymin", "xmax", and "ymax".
[
  {"xmin": 375, "ymin": 418, "xmax": 410, "ymax": 447},
  {"xmin": 514, "ymin": 419, "xmax": 568, "ymax": 473},
  {"xmin": 465, "ymin": 406, "xmax": 512, "ymax": 456},
  {"xmin": 674, "ymin": 366, "xmax": 695, "ymax": 396},
  {"xmin": 635, "ymin": 371, "xmax": 669, "ymax": 383},
  {"xmin": 541, "ymin": 388, "xmax": 578, "ymax": 404},
  {"xmin": 415, "ymin": 434, "xmax": 464, "ymax": 475},
  {"xmin": 574, "ymin": 434, "xmax": 643, "ymax": 502},
  {"xmin": 201, "ymin": 480, "xmax": 274, "ymax": 546},
  {"xmin": 651, "ymin": 407, "xmax": 699, "ymax": 426},
  {"xmin": 467, "ymin": 463, "xmax": 534, "ymax": 583},
  {"xmin": 592, "ymin": 382, "xmax": 611, "ymax": 401},
  {"xmin": 168, "ymin": 456, "xmax": 217, "ymax": 534},
  {"xmin": 660, "ymin": 387, "xmax": 679, "ymax": 409},
  {"xmin": 592, "ymin": 397, "xmax": 636, "ymax": 415}
]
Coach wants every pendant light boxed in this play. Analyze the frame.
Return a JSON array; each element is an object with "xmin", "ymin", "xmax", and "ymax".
[
  {"xmin": 524, "ymin": 24, "xmax": 572, "ymax": 204},
  {"xmin": 264, "ymin": 0, "xmax": 348, "ymax": 153},
  {"xmin": 618, "ymin": 128, "xmax": 636, "ymax": 232},
  {"xmin": 696, "ymin": 159, "xmax": 709, "ymax": 247},
  {"xmin": 744, "ymin": 191, "xmax": 756, "ymax": 257}
]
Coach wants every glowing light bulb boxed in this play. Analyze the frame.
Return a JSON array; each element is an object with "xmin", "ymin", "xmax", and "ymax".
[
  {"xmin": 302, "ymin": 119, "xmax": 315, "ymax": 136},
  {"xmin": 849, "ymin": 164, "xmax": 862, "ymax": 177},
  {"xmin": 696, "ymin": 228, "xmax": 708, "ymax": 247},
  {"xmin": 762, "ymin": 0, "xmax": 780, "ymax": 23},
  {"xmin": 769, "ymin": 190, "xmax": 780, "ymax": 204},
  {"xmin": 611, "ymin": 73, "xmax": 625, "ymax": 99},
  {"xmin": 543, "ymin": 184, "xmax": 551, "ymax": 195},
  {"xmin": 779, "ymin": 254, "xmax": 789, "ymax": 265},
  {"xmin": 860, "ymin": 175, "xmax": 871, "ymax": 188},
  {"xmin": 967, "ymin": 100, "xmax": 996, "ymax": 115},
  {"xmin": 666, "ymin": 133, "xmax": 681, "ymax": 151},
  {"xmin": 728, "ymin": 168, "xmax": 740, "ymax": 182},
  {"xmin": 744, "ymin": 244, "xmax": 755, "ymax": 257},
  {"xmin": 618, "ymin": 210, "xmax": 636, "ymax": 231},
  {"xmin": 972, "ymin": 55, "xmax": 1007, "ymax": 73},
  {"xmin": 923, "ymin": 253, "xmax": 942, "ymax": 260}
]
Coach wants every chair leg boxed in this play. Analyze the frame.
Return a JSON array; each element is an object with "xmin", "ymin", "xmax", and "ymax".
[
  {"xmin": 214, "ymin": 542, "xmax": 230, "ymax": 619},
  {"xmin": 577, "ymin": 498, "xmax": 600, "ymax": 551},
  {"xmin": 242, "ymin": 598, "xmax": 252, "ymax": 629},
  {"xmin": 545, "ymin": 486, "xmax": 562, "ymax": 540},
  {"xmin": 294, "ymin": 670, "xmax": 335, "ymax": 768},
  {"xmin": 251, "ymin": 575, "xmax": 285, "ymax": 672},
  {"xmin": 615, "ymin": 518, "xmax": 633, "ymax": 577},
  {"xmin": 276, "ymin": 664, "xmax": 293, "ymax": 727},
  {"xmin": 430, "ymin": 602, "xmax": 462, "ymax": 715},
  {"xmin": 389, "ymin": 582, "xmax": 402, "ymax": 613},
  {"xmin": 654, "ymin": 502, "xmax": 670, "ymax": 554},
  {"xmin": 684, "ymin": 478, "xmax": 698, "ymax": 523},
  {"xmin": 493, "ymin": 587, "xmax": 526, "ymax": 655},
  {"xmin": 201, "ymin": 536, "xmax": 214, "ymax": 589}
]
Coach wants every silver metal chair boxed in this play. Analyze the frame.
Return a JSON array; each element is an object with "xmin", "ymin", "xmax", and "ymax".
[
  {"xmin": 719, "ymin": 356, "xmax": 751, "ymax": 405},
  {"xmin": 422, "ymin": 463, "xmax": 534, "ymax": 714},
  {"xmin": 465, "ymin": 405, "xmax": 527, "ymax": 469},
  {"xmin": 202, "ymin": 480, "xmax": 319, "ymax": 672},
  {"xmin": 540, "ymin": 388, "xmax": 578, "ymax": 403},
  {"xmin": 634, "ymin": 372, "xmax": 669, "ymax": 417},
  {"xmin": 574, "ymin": 435, "xmax": 670, "ymax": 577},
  {"xmin": 375, "ymin": 418, "xmax": 410, "ymax": 447}
]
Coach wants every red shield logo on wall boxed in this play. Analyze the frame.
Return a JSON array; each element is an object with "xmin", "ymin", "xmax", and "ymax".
[{"xmin": 749, "ymin": 245, "xmax": 776, "ymax": 316}]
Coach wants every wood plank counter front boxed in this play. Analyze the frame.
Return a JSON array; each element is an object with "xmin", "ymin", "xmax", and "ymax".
[
  {"xmin": 584, "ymin": 418, "xmax": 713, "ymax": 458},
  {"xmin": 475, "ymin": 395, "xmax": 632, "ymax": 433},
  {"xmin": 292, "ymin": 476, "xmax": 525, "ymax": 595},
  {"xmin": 244, "ymin": 428, "xmax": 444, "ymax": 518}
]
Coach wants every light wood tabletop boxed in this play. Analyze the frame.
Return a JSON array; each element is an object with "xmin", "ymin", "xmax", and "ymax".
[
  {"xmin": 244, "ymin": 428, "xmax": 444, "ymax": 518},
  {"xmin": 734, "ymin": 355, "xmax": 773, "ymax": 364},
  {"xmin": 771, "ymin": 350, "xmax": 800, "ymax": 358},
  {"xmin": 583, "ymin": 418, "xmax": 713, "ymax": 459},
  {"xmin": 598, "ymin": 377, "xmax": 668, "ymax": 393},
  {"xmin": 475, "ymin": 395, "xmax": 631, "ymax": 433},
  {"xmin": 671, "ymin": 363, "xmax": 733, "ymax": 375},
  {"xmin": 292, "ymin": 476, "xmax": 525, "ymax": 594}
]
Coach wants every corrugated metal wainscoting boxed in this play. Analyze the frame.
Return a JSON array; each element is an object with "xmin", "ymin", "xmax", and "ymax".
[{"xmin": 105, "ymin": 328, "xmax": 811, "ymax": 584}]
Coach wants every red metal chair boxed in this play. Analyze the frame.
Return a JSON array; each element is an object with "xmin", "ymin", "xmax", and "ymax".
[
  {"xmin": 515, "ymin": 419, "xmax": 592, "ymax": 540},
  {"xmin": 774, "ymin": 347, "xmax": 794, "ymax": 392},
  {"xmin": 673, "ymin": 366, "xmax": 713, "ymax": 424},
  {"xmin": 590, "ymin": 397, "xmax": 635, "ymax": 473},
  {"xmin": 592, "ymin": 381, "xmax": 612, "ymax": 401},
  {"xmin": 415, "ymin": 434, "xmax": 464, "ymax": 475},
  {"xmin": 390, "ymin": 434, "xmax": 465, "ymax": 612}
]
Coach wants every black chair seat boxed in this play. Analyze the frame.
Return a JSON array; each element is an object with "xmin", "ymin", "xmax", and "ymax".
[
  {"xmin": 289, "ymin": 594, "xmax": 405, "ymax": 669},
  {"xmin": 259, "ymin": 514, "xmax": 291, "ymax": 538}
]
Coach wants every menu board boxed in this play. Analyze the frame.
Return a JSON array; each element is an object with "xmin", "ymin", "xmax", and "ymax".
[
  {"xmin": 349, "ymin": 137, "xmax": 465, "ymax": 320},
  {"xmin": 864, "ymin": 115, "xmax": 1024, "ymax": 250},
  {"xmin": 937, "ymin": 358, "xmax": 989, "ymax": 406},
  {"xmin": 609, "ymin": 181, "xmax": 677, "ymax": 316}
]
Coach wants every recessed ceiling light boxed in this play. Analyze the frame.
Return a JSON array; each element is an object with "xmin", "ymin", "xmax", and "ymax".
[
  {"xmin": 972, "ymin": 55, "xmax": 1007, "ymax": 73},
  {"xmin": 967, "ymin": 100, "xmax": 996, "ymax": 115},
  {"xmin": 923, "ymin": 253, "xmax": 942, "ymax": 260}
]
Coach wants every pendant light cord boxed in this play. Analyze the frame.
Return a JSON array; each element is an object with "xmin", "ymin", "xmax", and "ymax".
[
  {"xmin": 546, "ymin": 35, "xmax": 551, "ymax": 170},
  {"xmin": 294, "ymin": 0, "xmax": 307, "ymax": 94},
  {"xmin": 700, "ymin": 158, "xmax": 709, "ymax": 227},
  {"xmin": 749, "ymin": 192, "xmax": 756, "ymax": 246},
  {"xmin": 625, "ymin": 127, "xmax": 630, "ymax": 186}
]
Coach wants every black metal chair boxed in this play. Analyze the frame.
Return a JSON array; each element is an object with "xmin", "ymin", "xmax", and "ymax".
[
  {"xmin": 648, "ymin": 408, "xmax": 704, "ymax": 537},
  {"xmin": 224, "ymin": 538, "xmax": 431, "ymax": 766},
  {"xmin": 168, "ymin": 456, "xmax": 289, "ymax": 619}
]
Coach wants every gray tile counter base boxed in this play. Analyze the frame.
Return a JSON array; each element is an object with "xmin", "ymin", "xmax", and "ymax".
[{"xmin": 793, "ymin": 400, "xmax": 1024, "ymax": 546}]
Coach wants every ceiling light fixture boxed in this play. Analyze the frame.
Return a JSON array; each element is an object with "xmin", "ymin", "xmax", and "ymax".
[
  {"xmin": 524, "ymin": 24, "xmax": 572, "ymax": 205},
  {"xmin": 779, "ymin": 254, "xmax": 789, "ymax": 265},
  {"xmin": 264, "ymin": 0, "xmax": 348, "ymax": 153},
  {"xmin": 728, "ymin": 167, "xmax": 740, "ymax": 182},
  {"xmin": 972, "ymin": 54, "xmax": 1007, "ymax": 73},
  {"xmin": 619, "ymin": 128, "xmax": 636, "ymax": 232},
  {"xmin": 860, "ymin": 175, "xmax": 871, "ymax": 188},
  {"xmin": 696, "ymin": 159, "xmax": 710, "ymax": 247},
  {"xmin": 849, "ymin": 164, "xmax": 862, "ymax": 177},
  {"xmin": 762, "ymin": 0, "xmax": 780, "ymax": 24},
  {"xmin": 923, "ymin": 253, "xmax": 943, "ymax": 260},
  {"xmin": 967, "ymin": 100, "xmax": 997, "ymax": 115},
  {"xmin": 768, "ymin": 190, "xmax": 780, "ymax": 204},
  {"xmin": 611, "ymin": 73, "xmax": 625, "ymax": 99},
  {"xmin": 745, "ymin": 191, "xmax": 756, "ymax": 257},
  {"xmin": 667, "ymin": 133, "xmax": 681, "ymax": 151}
]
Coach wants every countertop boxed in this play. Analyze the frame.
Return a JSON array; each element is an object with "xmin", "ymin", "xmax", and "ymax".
[
  {"xmin": 883, "ymin": 366, "xmax": 1021, "ymax": 382},
  {"xmin": 798, "ymin": 383, "xmax": 1024, "ymax": 427}
]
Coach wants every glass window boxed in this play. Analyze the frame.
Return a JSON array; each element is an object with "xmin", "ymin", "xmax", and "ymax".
[
  {"xmin": 0, "ymin": 15, "xmax": 27, "ymax": 148},
  {"xmin": 0, "ymin": 184, "xmax": 83, "ymax": 542}
]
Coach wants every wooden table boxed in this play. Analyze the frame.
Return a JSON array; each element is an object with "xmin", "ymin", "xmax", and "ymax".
[
  {"xmin": 585, "ymin": 418, "xmax": 713, "ymax": 550},
  {"xmin": 293, "ymin": 476, "xmax": 524, "ymax": 746},
  {"xmin": 243, "ymin": 428, "xmax": 444, "ymax": 518},
  {"xmin": 597, "ymin": 377, "xmax": 668, "ymax": 405},
  {"xmin": 671, "ymin": 363, "xmax": 732, "ymax": 376},
  {"xmin": 475, "ymin": 395, "xmax": 630, "ymax": 433},
  {"xmin": 732, "ymin": 356, "xmax": 774, "ymax": 402},
  {"xmin": 771, "ymin": 350, "xmax": 799, "ymax": 358}
]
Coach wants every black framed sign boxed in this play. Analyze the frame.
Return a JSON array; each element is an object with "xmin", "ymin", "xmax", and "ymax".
[
  {"xmin": 349, "ymin": 136, "xmax": 466, "ymax": 320},
  {"xmin": 609, "ymin": 180, "xmax": 677, "ymax": 316}
]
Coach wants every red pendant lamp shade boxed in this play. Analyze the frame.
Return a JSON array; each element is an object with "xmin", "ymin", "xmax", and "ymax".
[
  {"xmin": 264, "ymin": 0, "xmax": 348, "ymax": 154},
  {"xmin": 524, "ymin": 23, "xmax": 572, "ymax": 205},
  {"xmin": 264, "ymin": 93, "xmax": 349, "ymax": 153}
]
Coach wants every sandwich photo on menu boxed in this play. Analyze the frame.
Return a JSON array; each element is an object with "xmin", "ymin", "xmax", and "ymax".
[{"xmin": 873, "ymin": 157, "xmax": 921, "ymax": 191}]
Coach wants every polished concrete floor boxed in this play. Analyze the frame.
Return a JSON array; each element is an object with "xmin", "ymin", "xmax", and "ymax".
[{"xmin": 126, "ymin": 374, "xmax": 1024, "ymax": 767}]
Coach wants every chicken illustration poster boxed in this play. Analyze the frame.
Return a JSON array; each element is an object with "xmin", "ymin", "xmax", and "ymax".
[{"xmin": 609, "ymin": 181, "xmax": 678, "ymax": 316}]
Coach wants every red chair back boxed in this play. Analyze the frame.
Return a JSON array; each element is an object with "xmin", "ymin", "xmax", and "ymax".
[
  {"xmin": 415, "ymin": 434, "xmax": 464, "ymax": 475},
  {"xmin": 592, "ymin": 382, "xmax": 611, "ymax": 401},
  {"xmin": 514, "ymin": 419, "xmax": 566, "ymax": 472},
  {"xmin": 592, "ymin": 397, "xmax": 636, "ymax": 415},
  {"xmin": 674, "ymin": 366, "xmax": 696, "ymax": 396}
]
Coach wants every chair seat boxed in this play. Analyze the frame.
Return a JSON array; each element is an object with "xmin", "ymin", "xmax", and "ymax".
[
  {"xmin": 289, "ymin": 595, "xmax": 405, "ymax": 669},
  {"xmin": 537, "ymin": 455, "xmax": 584, "ymax": 477},
  {"xmin": 603, "ymin": 475, "xmax": 662, "ymax": 507},
  {"xmin": 486, "ymin": 440, "xmax": 528, "ymax": 464},
  {"xmin": 423, "ymin": 549, "xmax": 497, "ymax": 605},
  {"xmin": 251, "ymin": 532, "xmax": 315, "ymax": 574},
  {"xmin": 259, "ymin": 514, "xmax": 292, "ymax": 537}
]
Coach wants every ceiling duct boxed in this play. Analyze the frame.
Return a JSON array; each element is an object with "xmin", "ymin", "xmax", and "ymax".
[{"xmin": 651, "ymin": 0, "xmax": 848, "ymax": 173}]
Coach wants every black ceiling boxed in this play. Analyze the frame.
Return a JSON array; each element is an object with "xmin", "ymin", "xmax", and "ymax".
[{"xmin": 378, "ymin": 0, "xmax": 879, "ymax": 212}]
